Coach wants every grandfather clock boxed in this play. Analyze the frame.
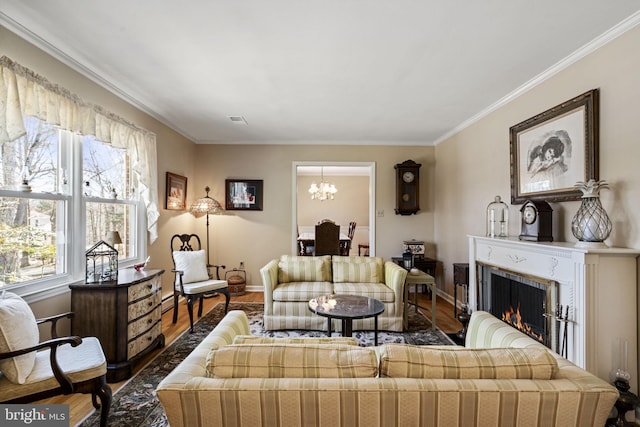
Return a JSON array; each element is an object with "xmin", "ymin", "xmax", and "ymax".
[{"xmin": 394, "ymin": 160, "xmax": 421, "ymax": 215}]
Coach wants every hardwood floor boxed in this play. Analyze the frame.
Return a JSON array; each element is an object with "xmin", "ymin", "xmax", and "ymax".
[{"xmin": 44, "ymin": 290, "xmax": 461, "ymax": 426}]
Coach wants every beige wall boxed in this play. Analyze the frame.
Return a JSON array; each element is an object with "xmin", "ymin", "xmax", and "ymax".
[
  {"xmin": 190, "ymin": 144, "xmax": 435, "ymax": 286},
  {"xmin": 434, "ymin": 25, "xmax": 640, "ymax": 387},
  {"xmin": 434, "ymin": 24, "xmax": 640, "ymax": 292}
]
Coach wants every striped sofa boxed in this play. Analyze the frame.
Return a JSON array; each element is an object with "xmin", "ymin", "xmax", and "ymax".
[
  {"xmin": 156, "ymin": 310, "xmax": 618, "ymax": 427},
  {"xmin": 260, "ymin": 255, "xmax": 408, "ymax": 331}
]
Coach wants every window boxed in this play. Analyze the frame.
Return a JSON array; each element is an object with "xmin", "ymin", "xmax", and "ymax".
[{"xmin": 0, "ymin": 116, "xmax": 144, "ymax": 290}]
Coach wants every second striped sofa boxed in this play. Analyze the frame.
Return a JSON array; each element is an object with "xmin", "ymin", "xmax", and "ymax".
[{"xmin": 157, "ymin": 309, "xmax": 618, "ymax": 427}]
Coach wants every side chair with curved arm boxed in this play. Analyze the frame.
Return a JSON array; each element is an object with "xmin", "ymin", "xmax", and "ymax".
[{"xmin": 170, "ymin": 233, "xmax": 230, "ymax": 332}]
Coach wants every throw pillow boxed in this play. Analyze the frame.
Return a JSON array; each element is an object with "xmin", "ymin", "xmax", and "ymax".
[
  {"xmin": 233, "ymin": 335, "xmax": 359, "ymax": 346},
  {"xmin": 379, "ymin": 344, "xmax": 558, "ymax": 379},
  {"xmin": 332, "ymin": 261, "xmax": 379, "ymax": 283},
  {"xmin": 0, "ymin": 291, "xmax": 40, "ymax": 384},
  {"xmin": 277, "ymin": 259, "xmax": 327, "ymax": 283},
  {"xmin": 172, "ymin": 250, "xmax": 210, "ymax": 284},
  {"xmin": 206, "ymin": 343, "xmax": 378, "ymax": 378}
]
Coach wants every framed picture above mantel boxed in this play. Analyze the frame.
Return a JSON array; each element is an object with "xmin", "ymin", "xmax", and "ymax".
[{"xmin": 509, "ymin": 89, "xmax": 599, "ymax": 204}]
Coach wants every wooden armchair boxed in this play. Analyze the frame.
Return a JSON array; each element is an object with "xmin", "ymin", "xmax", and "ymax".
[
  {"xmin": 0, "ymin": 291, "xmax": 111, "ymax": 427},
  {"xmin": 171, "ymin": 234, "xmax": 230, "ymax": 332}
]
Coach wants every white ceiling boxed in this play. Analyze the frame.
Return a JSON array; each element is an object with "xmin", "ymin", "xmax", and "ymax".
[{"xmin": 2, "ymin": 1, "xmax": 639, "ymax": 146}]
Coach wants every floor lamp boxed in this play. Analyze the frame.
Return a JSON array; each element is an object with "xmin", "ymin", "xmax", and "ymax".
[{"xmin": 189, "ymin": 186, "xmax": 225, "ymax": 268}]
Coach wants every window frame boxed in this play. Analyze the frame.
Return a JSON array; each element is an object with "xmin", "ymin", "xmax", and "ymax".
[{"xmin": 0, "ymin": 122, "xmax": 147, "ymax": 298}]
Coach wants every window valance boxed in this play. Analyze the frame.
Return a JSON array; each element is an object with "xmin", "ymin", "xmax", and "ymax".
[{"xmin": 0, "ymin": 56, "xmax": 159, "ymax": 243}]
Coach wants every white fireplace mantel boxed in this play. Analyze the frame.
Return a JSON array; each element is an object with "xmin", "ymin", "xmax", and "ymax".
[{"xmin": 468, "ymin": 235, "xmax": 640, "ymax": 392}]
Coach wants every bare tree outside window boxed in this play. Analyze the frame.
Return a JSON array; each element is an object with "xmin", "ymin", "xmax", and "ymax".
[{"xmin": 0, "ymin": 117, "xmax": 135, "ymax": 287}]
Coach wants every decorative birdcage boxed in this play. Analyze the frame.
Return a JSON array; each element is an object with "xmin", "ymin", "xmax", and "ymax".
[{"xmin": 85, "ymin": 240, "xmax": 118, "ymax": 283}]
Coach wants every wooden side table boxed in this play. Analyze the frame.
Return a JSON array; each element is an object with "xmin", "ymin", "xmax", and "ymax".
[
  {"xmin": 403, "ymin": 270, "xmax": 436, "ymax": 331},
  {"xmin": 392, "ymin": 256, "xmax": 438, "ymax": 293},
  {"xmin": 70, "ymin": 268, "xmax": 165, "ymax": 382}
]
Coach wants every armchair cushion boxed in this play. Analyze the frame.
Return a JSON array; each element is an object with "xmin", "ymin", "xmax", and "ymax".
[
  {"xmin": 0, "ymin": 336, "xmax": 107, "ymax": 401},
  {"xmin": 0, "ymin": 292, "xmax": 39, "ymax": 384},
  {"xmin": 172, "ymin": 250, "xmax": 209, "ymax": 284}
]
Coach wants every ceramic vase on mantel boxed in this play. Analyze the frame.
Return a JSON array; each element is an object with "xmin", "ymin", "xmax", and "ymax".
[{"xmin": 571, "ymin": 179, "xmax": 612, "ymax": 247}]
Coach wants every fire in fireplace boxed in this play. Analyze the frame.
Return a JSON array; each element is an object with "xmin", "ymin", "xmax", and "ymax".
[
  {"xmin": 478, "ymin": 264, "xmax": 558, "ymax": 352},
  {"xmin": 501, "ymin": 305, "xmax": 543, "ymax": 343}
]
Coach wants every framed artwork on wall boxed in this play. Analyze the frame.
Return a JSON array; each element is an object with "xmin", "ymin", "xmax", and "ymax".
[
  {"xmin": 509, "ymin": 89, "xmax": 599, "ymax": 204},
  {"xmin": 165, "ymin": 172, "xmax": 187, "ymax": 210},
  {"xmin": 225, "ymin": 179, "xmax": 263, "ymax": 211}
]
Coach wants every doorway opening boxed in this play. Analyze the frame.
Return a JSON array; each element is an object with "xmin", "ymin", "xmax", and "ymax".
[{"xmin": 292, "ymin": 162, "xmax": 375, "ymax": 256}]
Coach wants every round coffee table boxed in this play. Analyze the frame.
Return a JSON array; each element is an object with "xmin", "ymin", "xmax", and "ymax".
[{"xmin": 308, "ymin": 294, "xmax": 385, "ymax": 345}]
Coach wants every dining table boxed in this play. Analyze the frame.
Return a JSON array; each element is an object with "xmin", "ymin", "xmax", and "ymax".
[{"xmin": 297, "ymin": 232, "xmax": 351, "ymax": 256}]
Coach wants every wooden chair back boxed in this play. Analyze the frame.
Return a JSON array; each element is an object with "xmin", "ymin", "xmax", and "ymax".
[{"xmin": 314, "ymin": 222, "xmax": 340, "ymax": 256}]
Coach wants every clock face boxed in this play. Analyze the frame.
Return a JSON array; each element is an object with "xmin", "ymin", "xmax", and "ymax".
[
  {"xmin": 523, "ymin": 205, "xmax": 537, "ymax": 224},
  {"xmin": 402, "ymin": 171, "xmax": 415, "ymax": 183}
]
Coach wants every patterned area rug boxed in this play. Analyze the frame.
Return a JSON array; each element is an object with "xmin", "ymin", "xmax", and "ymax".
[{"xmin": 80, "ymin": 301, "xmax": 453, "ymax": 427}]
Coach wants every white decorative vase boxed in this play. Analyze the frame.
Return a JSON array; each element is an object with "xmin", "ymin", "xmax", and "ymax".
[{"xmin": 571, "ymin": 180, "xmax": 612, "ymax": 246}]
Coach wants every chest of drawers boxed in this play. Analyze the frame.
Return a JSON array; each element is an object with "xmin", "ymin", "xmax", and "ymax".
[{"xmin": 70, "ymin": 268, "xmax": 165, "ymax": 382}]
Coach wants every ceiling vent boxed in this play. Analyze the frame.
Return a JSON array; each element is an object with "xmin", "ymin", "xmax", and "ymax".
[{"xmin": 228, "ymin": 116, "xmax": 248, "ymax": 125}]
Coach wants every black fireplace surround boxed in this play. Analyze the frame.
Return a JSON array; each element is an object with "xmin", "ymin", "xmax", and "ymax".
[{"xmin": 478, "ymin": 264, "xmax": 558, "ymax": 352}]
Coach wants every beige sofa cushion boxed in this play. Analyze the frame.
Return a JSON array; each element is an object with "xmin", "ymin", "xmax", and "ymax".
[
  {"xmin": 277, "ymin": 256, "xmax": 331, "ymax": 283},
  {"xmin": 380, "ymin": 344, "xmax": 558, "ymax": 379},
  {"xmin": 233, "ymin": 335, "xmax": 358, "ymax": 345},
  {"xmin": 206, "ymin": 343, "xmax": 377, "ymax": 378},
  {"xmin": 332, "ymin": 256, "xmax": 384, "ymax": 281},
  {"xmin": 332, "ymin": 261, "xmax": 379, "ymax": 283}
]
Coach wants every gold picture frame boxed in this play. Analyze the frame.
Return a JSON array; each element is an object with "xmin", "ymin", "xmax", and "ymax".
[
  {"xmin": 509, "ymin": 89, "xmax": 599, "ymax": 204},
  {"xmin": 166, "ymin": 172, "xmax": 187, "ymax": 210}
]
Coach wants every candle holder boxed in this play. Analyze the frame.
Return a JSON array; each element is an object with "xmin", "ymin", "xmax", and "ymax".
[{"xmin": 486, "ymin": 195, "xmax": 508, "ymax": 238}]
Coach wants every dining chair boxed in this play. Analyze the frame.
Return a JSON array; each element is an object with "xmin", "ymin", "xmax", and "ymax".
[
  {"xmin": 340, "ymin": 221, "xmax": 357, "ymax": 255},
  {"xmin": 314, "ymin": 221, "xmax": 340, "ymax": 256}
]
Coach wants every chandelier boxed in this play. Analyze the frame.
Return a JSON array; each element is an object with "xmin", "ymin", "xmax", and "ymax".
[{"xmin": 308, "ymin": 167, "xmax": 337, "ymax": 201}]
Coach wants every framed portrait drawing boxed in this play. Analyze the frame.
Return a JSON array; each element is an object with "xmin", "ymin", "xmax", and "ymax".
[
  {"xmin": 165, "ymin": 172, "xmax": 187, "ymax": 210},
  {"xmin": 510, "ymin": 89, "xmax": 599, "ymax": 204},
  {"xmin": 225, "ymin": 179, "xmax": 263, "ymax": 211}
]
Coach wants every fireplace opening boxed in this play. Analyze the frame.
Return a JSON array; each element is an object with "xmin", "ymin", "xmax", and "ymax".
[{"xmin": 478, "ymin": 264, "xmax": 558, "ymax": 351}]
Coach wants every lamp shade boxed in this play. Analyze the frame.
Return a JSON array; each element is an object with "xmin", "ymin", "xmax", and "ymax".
[
  {"xmin": 105, "ymin": 230, "xmax": 122, "ymax": 246},
  {"xmin": 190, "ymin": 186, "xmax": 224, "ymax": 217}
]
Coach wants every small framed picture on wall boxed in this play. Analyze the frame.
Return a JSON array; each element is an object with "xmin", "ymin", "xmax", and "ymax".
[
  {"xmin": 225, "ymin": 179, "xmax": 263, "ymax": 211},
  {"xmin": 166, "ymin": 172, "xmax": 187, "ymax": 210}
]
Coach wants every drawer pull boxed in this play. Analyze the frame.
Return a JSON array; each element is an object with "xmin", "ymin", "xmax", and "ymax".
[
  {"xmin": 148, "ymin": 318, "xmax": 153, "ymax": 324},
  {"xmin": 148, "ymin": 301, "xmax": 153, "ymax": 307},
  {"xmin": 147, "ymin": 336, "xmax": 153, "ymax": 341},
  {"xmin": 147, "ymin": 284, "xmax": 153, "ymax": 289}
]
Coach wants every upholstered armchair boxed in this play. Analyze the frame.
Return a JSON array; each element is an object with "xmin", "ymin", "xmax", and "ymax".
[
  {"xmin": 0, "ymin": 291, "xmax": 111, "ymax": 427},
  {"xmin": 170, "ymin": 233, "xmax": 230, "ymax": 332}
]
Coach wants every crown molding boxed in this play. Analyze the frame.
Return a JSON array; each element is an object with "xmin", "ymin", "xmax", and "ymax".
[
  {"xmin": 0, "ymin": 12, "xmax": 198, "ymax": 142},
  {"xmin": 433, "ymin": 11, "xmax": 640, "ymax": 146}
]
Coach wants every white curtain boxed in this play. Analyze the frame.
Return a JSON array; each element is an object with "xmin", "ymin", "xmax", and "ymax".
[{"xmin": 0, "ymin": 56, "xmax": 159, "ymax": 243}]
